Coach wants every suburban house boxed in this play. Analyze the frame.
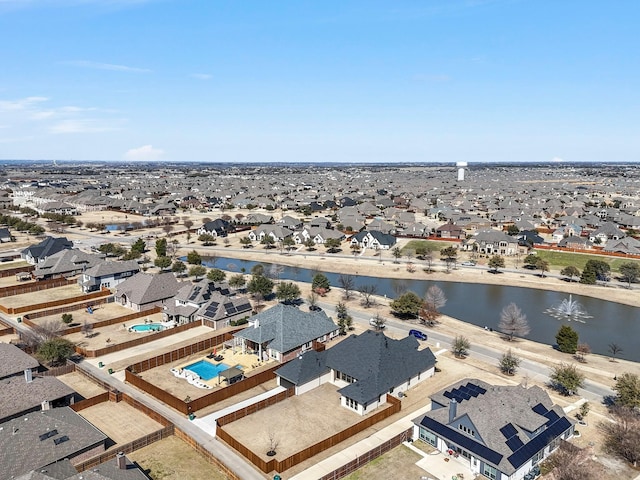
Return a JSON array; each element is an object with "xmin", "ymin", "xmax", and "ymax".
[
  {"xmin": 0, "ymin": 407, "xmax": 109, "ymax": 479},
  {"xmin": 0, "ymin": 343, "xmax": 76, "ymax": 423},
  {"xmin": 232, "ymin": 304, "xmax": 339, "ymax": 363},
  {"xmin": 0, "ymin": 227, "xmax": 12, "ymax": 242},
  {"xmin": 78, "ymin": 259, "xmax": 140, "ymax": 293},
  {"xmin": 275, "ymin": 331, "xmax": 436, "ymax": 415},
  {"xmin": 163, "ymin": 278, "xmax": 252, "ymax": 328},
  {"xmin": 21, "ymin": 236, "xmax": 74, "ymax": 264},
  {"xmin": 115, "ymin": 272, "xmax": 182, "ymax": 311},
  {"xmin": 293, "ymin": 226, "xmax": 345, "ymax": 245},
  {"xmin": 350, "ymin": 230, "xmax": 397, "ymax": 250},
  {"xmin": 32, "ymin": 249, "xmax": 105, "ymax": 280},
  {"xmin": 196, "ymin": 218, "xmax": 234, "ymax": 238},
  {"xmin": 462, "ymin": 230, "xmax": 519, "ymax": 256},
  {"xmin": 412, "ymin": 379, "xmax": 574, "ymax": 480},
  {"xmin": 589, "ymin": 221, "xmax": 626, "ymax": 245},
  {"xmin": 604, "ymin": 236, "xmax": 640, "ymax": 255},
  {"xmin": 247, "ymin": 224, "xmax": 294, "ymax": 243},
  {"xmin": 436, "ymin": 222, "xmax": 466, "ymax": 240}
]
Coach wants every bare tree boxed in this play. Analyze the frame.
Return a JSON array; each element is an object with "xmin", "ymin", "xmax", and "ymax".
[
  {"xmin": 184, "ymin": 219, "xmax": 194, "ymax": 230},
  {"xmin": 424, "ymin": 285, "xmax": 447, "ymax": 311},
  {"xmin": 575, "ymin": 343, "xmax": 591, "ymax": 363},
  {"xmin": 81, "ymin": 320, "xmax": 94, "ymax": 338},
  {"xmin": 498, "ymin": 302, "xmax": 530, "ymax": 341},
  {"xmin": 541, "ymin": 442, "xmax": 598, "ymax": 480},
  {"xmin": 266, "ymin": 429, "xmax": 280, "ymax": 456},
  {"xmin": 599, "ymin": 406, "xmax": 640, "ymax": 467},
  {"xmin": 162, "ymin": 224, "xmax": 174, "ymax": 236},
  {"xmin": 358, "ymin": 284, "xmax": 378, "ymax": 308},
  {"xmin": 371, "ymin": 311, "xmax": 386, "ymax": 331},
  {"xmin": 338, "ymin": 274, "xmax": 355, "ymax": 300},
  {"xmin": 21, "ymin": 319, "xmax": 64, "ymax": 351},
  {"xmin": 392, "ymin": 280, "xmax": 408, "ymax": 297},
  {"xmin": 423, "ymin": 251, "xmax": 435, "ymax": 273}
]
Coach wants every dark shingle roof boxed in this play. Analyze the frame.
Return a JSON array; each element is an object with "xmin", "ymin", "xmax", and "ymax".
[
  {"xmin": 115, "ymin": 272, "xmax": 182, "ymax": 306},
  {"xmin": 0, "ymin": 376, "xmax": 75, "ymax": 422},
  {"xmin": 0, "ymin": 343, "xmax": 39, "ymax": 379}
]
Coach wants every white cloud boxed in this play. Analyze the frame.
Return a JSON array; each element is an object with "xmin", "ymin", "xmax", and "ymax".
[
  {"xmin": 0, "ymin": 96, "xmax": 48, "ymax": 111},
  {"xmin": 123, "ymin": 144, "xmax": 164, "ymax": 161},
  {"xmin": 190, "ymin": 73, "xmax": 212, "ymax": 80},
  {"xmin": 31, "ymin": 110, "xmax": 56, "ymax": 120},
  {"xmin": 62, "ymin": 60, "xmax": 151, "ymax": 73},
  {"xmin": 49, "ymin": 119, "xmax": 117, "ymax": 134},
  {"xmin": 551, "ymin": 157, "xmax": 564, "ymax": 163}
]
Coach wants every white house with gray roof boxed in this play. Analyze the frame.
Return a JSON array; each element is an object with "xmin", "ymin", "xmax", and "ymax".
[
  {"xmin": 412, "ymin": 378, "xmax": 574, "ymax": 480},
  {"xmin": 275, "ymin": 331, "xmax": 436, "ymax": 415},
  {"xmin": 233, "ymin": 303, "xmax": 339, "ymax": 363},
  {"xmin": 78, "ymin": 259, "xmax": 140, "ymax": 293}
]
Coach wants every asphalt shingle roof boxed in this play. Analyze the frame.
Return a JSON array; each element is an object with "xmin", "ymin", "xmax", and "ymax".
[{"xmin": 0, "ymin": 343, "xmax": 39, "ymax": 379}]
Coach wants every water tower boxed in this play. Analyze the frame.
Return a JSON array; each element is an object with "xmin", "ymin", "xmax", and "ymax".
[{"xmin": 456, "ymin": 162, "xmax": 467, "ymax": 181}]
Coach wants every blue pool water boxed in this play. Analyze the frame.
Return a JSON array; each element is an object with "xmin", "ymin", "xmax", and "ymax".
[
  {"xmin": 129, "ymin": 323, "xmax": 164, "ymax": 332},
  {"xmin": 184, "ymin": 360, "xmax": 231, "ymax": 381}
]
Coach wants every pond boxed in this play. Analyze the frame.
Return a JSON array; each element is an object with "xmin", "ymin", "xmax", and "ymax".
[{"xmin": 196, "ymin": 255, "xmax": 640, "ymax": 361}]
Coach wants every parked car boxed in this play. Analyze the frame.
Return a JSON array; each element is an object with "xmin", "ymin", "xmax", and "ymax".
[
  {"xmin": 369, "ymin": 318, "xmax": 385, "ymax": 329},
  {"xmin": 309, "ymin": 305, "xmax": 323, "ymax": 312},
  {"xmin": 408, "ymin": 329, "xmax": 427, "ymax": 341},
  {"xmin": 460, "ymin": 260, "xmax": 476, "ymax": 266}
]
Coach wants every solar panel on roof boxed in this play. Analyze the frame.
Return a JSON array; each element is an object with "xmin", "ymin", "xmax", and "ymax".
[
  {"xmin": 39, "ymin": 429, "xmax": 58, "ymax": 441},
  {"xmin": 53, "ymin": 435, "xmax": 69, "ymax": 445},
  {"xmin": 443, "ymin": 391, "xmax": 453, "ymax": 399},
  {"xmin": 532, "ymin": 403, "xmax": 548, "ymax": 415},
  {"xmin": 506, "ymin": 436, "xmax": 524, "ymax": 452},
  {"xmin": 507, "ymin": 416, "xmax": 571, "ymax": 469},
  {"xmin": 544, "ymin": 410, "xmax": 560, "ymax": 423},
  {"xmin": 468, "ymin": 383, "xmax": 486, "ymax": 394},
  {"xmin": 500, "ymin": 423, "xmax": 518, "ymax": 439}
]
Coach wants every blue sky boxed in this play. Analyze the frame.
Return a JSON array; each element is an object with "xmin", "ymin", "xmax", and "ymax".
[{"xmin": 0, "ymin": 0, "xmax": 638, "ymax": 163}]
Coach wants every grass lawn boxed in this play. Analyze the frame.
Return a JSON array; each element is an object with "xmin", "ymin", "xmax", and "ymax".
[
  {"xmin": 402, "ymin": 239, "xmax": 453, "ymax": 254},
  {"xmin": 0, "ymin": 260, "xmax": 29, "ymax": 271},
  {"xmin": 533, "ymin": 250, "xmax": 640, "ymax": 272},
  {"xmin": 343, "ymin": 445, "xmax": 426, "ymax": 480}
]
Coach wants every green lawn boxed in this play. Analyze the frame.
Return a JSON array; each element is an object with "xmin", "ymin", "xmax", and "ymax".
[
  {"xmin": 0, "ymin": 260, "xmax": 29, "ymax": 271},
  {"xmin": 402, "ymin": 239, "xmax": 453, "ymax": 253},
  {"xmin": 533, "ymin": 250, "xmax": 639, "ymax": 273}
]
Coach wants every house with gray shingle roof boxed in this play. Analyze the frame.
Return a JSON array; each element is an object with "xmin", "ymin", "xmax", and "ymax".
[
  {"xmin": 350, "ymin": 230, "xmax": 397, "ymax": 250},
  {"xmin": 78, "ymin": 259, "xmax": 140, "ymax": 293},
  {"xmin": 462, "ymin": 230, "xmax": 518, "ymax": 256},
  {"xmin": 22, "ymin": 236, "xmax": 74, "ymax": 265},
  {"xmin": 114, "ymin": 272, "xmax": 182, "ymax": 311},
  {"xmin": 233, "ymin": 304, "xmax": 339, "ymax": 363},
  {"xmin": 275, "ymin": 330, "xmax": 436, "ymax": 416},
  {"xmin": 33, "ymin": 249, "xmax": 105, "ymax": 280},
  {"xmin": 412, "ymin": 379, "xmax": 574, "ymax": 480},
  {"xmin": 0, "ymin": 407, "xmax": 108, "ymax": 479},
  {"xmin": 0, "ymin": 342, "xmax": 39, "ymax": 380}
]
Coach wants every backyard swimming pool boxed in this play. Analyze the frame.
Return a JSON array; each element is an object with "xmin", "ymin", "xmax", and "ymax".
[
  {"xmin": 129, "ymin": 323, "xmax": 164, "ymax": 332},
  {"xmin": 184, "ymin": 360, "xmax": 231, "ymax": 381}
]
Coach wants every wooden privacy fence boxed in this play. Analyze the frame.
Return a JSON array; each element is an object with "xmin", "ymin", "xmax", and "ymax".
[
  {"xmin": 216, "ymin": 388, "xmax": 295, "ymax": 426},
  {"xmin": 0, "ymin": 265, "xmax": 34, "ymax": 278},
  {"xmin": 75, "ymin": 320, "xmax": 201, "ymax": 358},
  {"xmin": 39, "ymin": 362, "xmax": 76, "ymax": 377},
  {"xmin": 318, "ymin": 427, "xmax": 413, "ymax": 480},
  {"xmin": 74, "ymin": 425, "xmax": 175, "ymax": 472},
  {"xmin": 1, "ymin": 288, "xmax": 110, "ymax": 315},
  {"xmin": 70, "ymin": 392, "xmax": 110, "ymax": 411},
  {"xmin": 59, "ymin": 305, "xmax": 161, "ymax": 335},
  {"xmin": 0, "ymin": 276, "xmax": 73, "ymax": 296},
  {"xmin": 174, "ymin": 427, "xmax": 241, "ymax": 480},
  {"xmin": 20, "ymin": 296, "xmax": 111, "ymax": 322},
  {"xmin": 217, "ymin": 394, "xmax": 402, "ymax": 474}
]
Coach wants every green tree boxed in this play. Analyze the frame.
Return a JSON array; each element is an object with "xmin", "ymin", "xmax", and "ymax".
[
  {"xmin": 251, "ymin": 263, "xmax": 265, "ymax": 276},
  {"xmin": 311, "ymin": 273, "xmax": 331, "ymax": 292},
  {"xmin": 154, "ymin": 256, "xmax": 172, "ymax": 271},
  {"xmin": 549, "ymin": 362, "xmax": 584, "ymax": 396},
  {"xmin": 499, "ymin": 349, "xmax": 521, "ymax": 375},
  {"xmin": 198, "ymin": 233, "xmax": 216, "ymax": 245},
  {"xmin": 304, "ymin": 238, "xmax": 316, "ymax": 251},
  {"xmin": 171, "ymin": 260, "xmax": 186, "ymax": 275},
  {"xmin": 560, "ymin": 265, "xmax": 580, "ymax": 282},
  {"xmin": 523, "ymin": 254, "xmax": 538, "ymax": 269},
  {"xmin": 228, "ymin": 274, "xmax": 246, "ymax": 290},
  {"xmin": 613, "ymin": 373, "xmax": 640, "ymax": 408},
  {"xmin": 282, "ymin": 236, "xmax": 296, "ymax": 251},
  {"xmin": 37, "ymin": 337, "xmax": 75, "ymax": 366},
  {"xmin": 440, "ymin": 246, "xmax": 458, "ymax": 271},
  {"xmin": 188, "ymin": 265, "xmax": 206, "ymax": 280},
  {"xmin": 389, "ymin": 291, "xmax": 423, "ymax": 318},
  {"xmin": 580, "ymin": 259, "xmax": 610, "ymax": 284},
  {"xmin": 98, "ymin": 243, "xmax": 126, "ymax": 257},
  {"xmin": 619, "ymin": 262, "xmax": 640, "ymax": 288},
  {"xmin": 391, "ymin": 247, "xmax": 402, "ymax": 263},
  {"xmin": 207, "ymin": 268, "xmax": 226, "ymax": 283},
  {"xmin": 488, "ymin": 255, "xmax": 505, "ymax": 273},
  {"xmin": 155, "ymin": 238, "xmax": 167, "ymax": 257},
  {"xmin": 370, "ymin": 312, "xmax": 386, "ymax": 331},
  {"xmin": 452, "ymin": 335, "xmax": 470, "ymax": 358},
  {"xmin": 131, "ymin": 238, "xmax": 146, "ymax": 254},
  {"xmin": 186, "ymin": 250, "xmax": 202, "ymax": 265},
  {"xmin": 506, "ymin": 224, "xmax": 520, "ymax": 236},
  {"xmin": 247, "ymin": 274, "xmax": 274, "ymax": 298},
  {"xmin": 535, "ymin": 257, "xmax": 550, "ymax": 277},
  {"xmin": 261, "ymin": 236, "xmax": 276, "ymax": 249},
  {"xmin": 61, "ymin": 313, "xmax": 73, "ymax": 325},
  {"xmin": 276, "ymin": 281, "xmax": 301, "ymax": 304},
  {"xmin": 240, "ymin": 236, "xmax": 253, "ymax": 248},
  {"xmin": 324, "ymin": 238, "xmax": 342, "ymax": 253},
  {"xmin": 555, "ymin": 325, "xmax": 579, "ymax": 354}
]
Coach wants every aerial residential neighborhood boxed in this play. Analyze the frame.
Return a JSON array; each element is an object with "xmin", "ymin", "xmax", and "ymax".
[{"xmin": 0, "ymin": 162, "xmax": 639, "ymax": 480}]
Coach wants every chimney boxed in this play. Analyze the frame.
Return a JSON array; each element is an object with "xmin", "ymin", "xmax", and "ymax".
[
  {"xmin": 41, "ymin": 400, "xmax": 50, "ymax": 411},
  {"xmin": 116, "ymin": 452, "xmax": 126, "ymax": 470},
  {"xmin": 448, "ymin": 398, "xmax": 457, "ymax": 424},
  {"xmin": 24, "ymin": 369, "xmax": 33, "ymax": 383}
]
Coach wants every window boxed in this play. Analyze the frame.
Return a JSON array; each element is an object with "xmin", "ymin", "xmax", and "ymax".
[
  {"xmin": 419, "ymin": 428, "xmax": 437, "ymax": 446},
  {"xmin": 532, "ymin": 449, "xmax": 544, "ymax": 464},
  {"xmin": 483, "ymin": 464, "xmax": 497, "ymax": 480},
  {"xmin": 458, "ymin": 424, "xmax": 476, "ymax": 437},
  {"xmin": 346, "ymin": 398, "xmax": 358, "ymax": 411},
  {"xmin": 337, "ymin": 371, "xmax": 356, "ymax": 383}
]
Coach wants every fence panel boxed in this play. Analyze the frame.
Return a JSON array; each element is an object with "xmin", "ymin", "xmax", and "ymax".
[
  {"xmin": 11, "ymin": 288, "xmax": 110, "ymax": 315},
  {"xmin": 0, "ymin": 265, "xmax": 33, "ymax": 278},
  {"xmin": 70, "ymin": 392, "xmax": 110, "ymax": 411},
  {"xmin": 0, "ymin": 276, "xmax": 73, "ymax": 296}
]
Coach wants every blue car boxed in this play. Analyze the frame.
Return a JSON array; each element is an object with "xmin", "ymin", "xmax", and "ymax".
[{"xmin": 409, "ymin": 329, "xmax": 427, "ymax": 341}]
